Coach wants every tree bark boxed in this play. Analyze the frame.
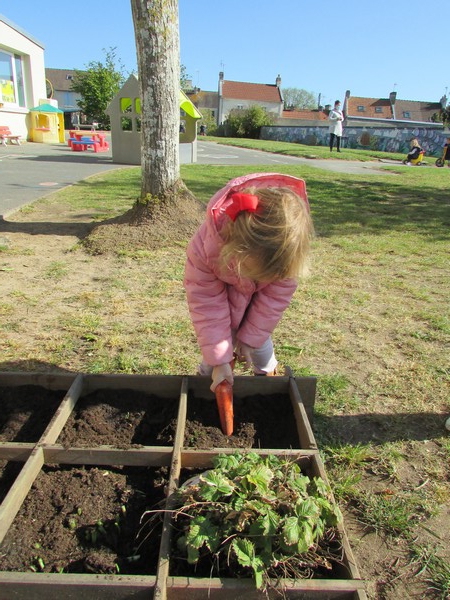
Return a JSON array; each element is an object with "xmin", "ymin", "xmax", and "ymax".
[{"xmin": 131, "ymin": 0, "xmax": 180, "ymax": 198}]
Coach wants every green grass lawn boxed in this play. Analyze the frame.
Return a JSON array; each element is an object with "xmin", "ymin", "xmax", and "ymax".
[
  {"xmin": 204, "ymin": 135, "xmax": 410, "ymax": 162},
  {"xmin": 1, "ymin": 150, "xmax": 449, "ymax": 597}
]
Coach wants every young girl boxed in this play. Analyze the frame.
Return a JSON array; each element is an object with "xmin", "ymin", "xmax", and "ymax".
[
  {"xmin": 184, "ymin": 172, "xmax": 313, "ymax": 392},
  {"xmin": 405, "ymin": 138, "xmax": 422, "ymax": 165}
]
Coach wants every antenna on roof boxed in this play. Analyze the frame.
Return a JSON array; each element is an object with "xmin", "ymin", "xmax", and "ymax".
[{"xmin": 220, "ymin": 60, "xmax": 225, "ymax": 71}]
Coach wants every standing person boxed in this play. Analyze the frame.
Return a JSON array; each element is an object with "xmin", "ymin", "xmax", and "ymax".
[
  {"xmin": 71, "ymin": 112, "xmax": 80, "ymax": 130},
  {"xmin": 443, "ymin": 137, "xmax": 450, "ymax": 167},
  {"xmin": 184, "ymin": 173, "xmax": 313, "ymax": 392},
  {"xmin": 328, "ymin": 100, "xmax": 344, "ymax": 152}
]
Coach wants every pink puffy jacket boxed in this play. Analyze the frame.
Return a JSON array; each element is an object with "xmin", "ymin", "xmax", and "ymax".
[{"xmin": 184, "ymin": 173, "xmax": 309, "ymax": 366}]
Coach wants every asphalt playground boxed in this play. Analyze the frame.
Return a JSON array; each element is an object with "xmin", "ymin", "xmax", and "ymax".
[{"xmin": 0, "ymin": 138, "xmax": 398, "ymax": 219}]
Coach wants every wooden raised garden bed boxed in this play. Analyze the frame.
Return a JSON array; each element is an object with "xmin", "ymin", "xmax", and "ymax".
[{"xmin": 0, "ymin": 371, "xmax": 367, "ymax": 600}]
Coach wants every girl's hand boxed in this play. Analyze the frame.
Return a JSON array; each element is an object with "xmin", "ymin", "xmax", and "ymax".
[{"xmin": 210, "ymin": 363, "xmax": 234, "ymax": 392}]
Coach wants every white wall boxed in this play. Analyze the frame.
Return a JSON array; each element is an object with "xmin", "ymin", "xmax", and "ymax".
[
  {"xmin": 0, "ymin": 15, "xmax": 46, "ymax": 139},
  {"xmin": 220, "ymin": 98, "xmax": 282, "ymax": 123}
]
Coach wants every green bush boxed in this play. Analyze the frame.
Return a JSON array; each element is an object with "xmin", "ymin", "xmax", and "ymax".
[{"xmin": 224, "ymin": 105, "xmax": 275, "ymax": 138}]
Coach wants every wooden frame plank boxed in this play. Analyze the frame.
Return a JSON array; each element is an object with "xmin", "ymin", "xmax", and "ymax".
[
  {"xmin": 0, "ymin": 446, "xmax": 44, "ymax": 544},
  {"xmin": 289, "ymin": 378, "xmax": 318, "ymax": 450},
  {"xmin": 180, "ymin": 448, "xmax": 318, "ymax": 470},
  {"xmin": 0, "ymin": 572, "xmax": 156, "ymax": 600},
  {"xmin": 39, "ymin": 373, "xmax": 84, "ymax": 445},
  {"xmin": 42, "ymin": 445, "xmax": 173, "ymax": 467},
  {"xmin": 294, "ymin": 376, "xmax": 317, "ymax": 424},
  {"xmin": 81, "ymin": 373, "xmax": 184, "ymax": 398},
  {"xmin": 310, "ymin": 454, "xmax": 363, "ymax": 583},
  {"xmin": 166, "ymin": 576, "xmax": 367, "ymax": 599},
  {"xmin": 0, "ymin": 442, "xmax": 34, "ymax": 461},
  {"xmin": 0, "ymin": 371, "xmax": 77, "ymax": 390},
  {"xmin": 154, "ymin": 376, "xmax": 188, "ymax": 600}
]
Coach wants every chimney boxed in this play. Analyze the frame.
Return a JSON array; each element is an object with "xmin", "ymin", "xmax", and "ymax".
[
  {"xmin": 276, "ymin": 74, "xmax": 281, "ymax": 87},
  {"xmin": 343, "ymin": 90, "xmax": 351, "ymax": 118},
  {"xmin": 218, "ymin": 71, "xmax": 224, "ymax": 96},
  {"xmin": 389, "ymin": 91, "xmax": 397, "ymax": 119},
  {"xmin": 440, "ymin": 94, "xmax": 448, "ymax": 109}
]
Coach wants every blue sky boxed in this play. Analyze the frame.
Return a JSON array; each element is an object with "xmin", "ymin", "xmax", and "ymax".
[{"xmin": 2, "ymin": 0, "xmax": 448, "ymax": 105}]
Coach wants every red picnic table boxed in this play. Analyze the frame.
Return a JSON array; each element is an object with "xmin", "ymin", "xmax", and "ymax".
[{"xmin": 68, "ymin": 130, "xmax": 109, "ymax": 152}]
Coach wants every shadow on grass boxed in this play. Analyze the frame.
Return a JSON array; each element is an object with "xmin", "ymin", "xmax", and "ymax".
[
  {"xmin": 1, "ymin": 165, "xmax": 448, "ymax": 241},
  {"xmin": 313, "ymin": 411, "xmax": 448, "ymax": 445},
  {"xmin": 308, "ymin": 177, "xmax": 450, "ymax": 241}
]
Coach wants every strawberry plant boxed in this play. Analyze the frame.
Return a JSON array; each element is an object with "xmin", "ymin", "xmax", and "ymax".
[{"xmin": 170, "ymin": 452, "xmax": 344, "ymax": 591}]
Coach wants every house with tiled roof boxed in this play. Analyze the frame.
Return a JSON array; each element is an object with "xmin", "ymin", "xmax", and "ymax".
[
  {"xmin": 45, "ymin": 68, "xmax": 83, "ymax": 127},
  {"xmin": 185, "ymin": 88, "xmax": 218, "ymax": 122},
  {"xmin": 281, "ymin": 108, "xmax": 329, "ymax": 122},
  {"xmin": 218, "ymin": 72, "xmax": 283, "ymax": 124},
  {"xmin": 343, "ymin": 90, "xmax": 445, "ymax": 126}
]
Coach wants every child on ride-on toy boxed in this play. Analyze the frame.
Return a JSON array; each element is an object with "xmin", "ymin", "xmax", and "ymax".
[{"xmin": 404, "ymin": 138, "xmax": 424, "ymax": 166}]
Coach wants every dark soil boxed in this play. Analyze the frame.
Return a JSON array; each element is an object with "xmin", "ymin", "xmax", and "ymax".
[
  {"xmin": 0, "ymin": 461, "xmax": 24, "ymax": 504},
  {"xmin": 0, "ymin": 384, "xmax": 302, "ymax": 577},
  {"xmin": 0, "ymin": 464, "xmax": 167, "ymax": 575},
  {"xmin": 0, "ymin": 385, "xmax": 63, "ymax": 442},
  {"xmin": 182, "ymin": 393, "xmax": 301, "ymax": 449},
  {"xmin": 57, "ymin": 388, "xmax": 179, "ymax": 448}
]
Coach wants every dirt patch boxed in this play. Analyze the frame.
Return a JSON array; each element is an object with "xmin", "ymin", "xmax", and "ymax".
[
  {"xmin": 0, "ymin": 385, "xmax": 64, "ymax": 442},
  {"xmin": 84, "ymin": 183, "xmax": 205, "ymax": 255},
  {"xmin": 183, "ymin": 393, "xmax": 301, "ymax": 449},
  {"xmin": 0, "ymin": 464, "xmax": 166, "ymax": 575},
  {"xmin": 57, "ymin": 388, "xmax": 179, "ymax": 448}
]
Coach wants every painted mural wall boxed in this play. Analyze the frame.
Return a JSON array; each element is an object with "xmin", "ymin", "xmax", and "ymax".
[{"xmin": 261, "ymin": 124, "xmax": 450, "ymax": 157}]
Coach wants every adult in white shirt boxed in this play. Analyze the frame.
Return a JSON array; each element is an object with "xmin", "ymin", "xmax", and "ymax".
[{"xmin": 328, "ymin": 100, "xmax": 344, "ymax": 152}]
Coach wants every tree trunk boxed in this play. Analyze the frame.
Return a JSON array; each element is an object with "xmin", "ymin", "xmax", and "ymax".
[{"xmin": 131, "ymin": 0, "xmax": 180, "ymax": 199}]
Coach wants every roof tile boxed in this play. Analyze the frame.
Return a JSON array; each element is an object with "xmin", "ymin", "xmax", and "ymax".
[{"xmin": 222, "ymin": 80, "xmax": 282, "ymax": 103}]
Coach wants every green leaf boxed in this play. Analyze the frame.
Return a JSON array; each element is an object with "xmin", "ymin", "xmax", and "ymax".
[
  {"xmin": 246, "ymin": 464, "xmax": 274, "ymax": 494},
  {"xmin": 253, "ymin": 558, "xmax": 265, "ymax": 589},
  {"xmin": 282, "ymin": 516, "xmax": 301, "ymax": 546},
  {"xmin": 312, "ymin": 476, "xmax": 330, "ymax": 497},
  {"xmin": 199, "ymin": 470, "xmax": 234, "ymax": 500},
  {"xmin": 185, "ymin": 515, "xmax": 220, "ymax": 562},
  {"xmin": 299, "ymin": 521, "xmax": 315, "ymax": 550},
  {"xmin": 214, "ymin": 453, "xmax": 241, "ymax": 472},
  {"xmin": 232, "ymin": 537, "xmax": 256, "ymax": 568},
  {"xmin": 287, "ymin": 473, "xmax": 309, "ymax": 496},
  {"xmin": 295, "ymin": 497, "xmax": 321, "ymax": 521}
]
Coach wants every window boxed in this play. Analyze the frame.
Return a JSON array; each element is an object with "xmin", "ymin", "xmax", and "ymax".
[
  {"xmin": 375, "ymin": 106, "xmax": 383, "ymax": 113},
  {"xmin": 66, "ymin": 75, "xmax": 73, "ymax": 80},
  {"xmin": 119, "ymin": 96, "xmax": 141, "ymax": 131},
  {"xmin": 0, "ymin": 50, "xmax": 25, "ymax": 107},
  {"xmin": 236, "ymin": 104, "xmax": 244, "ymax": 110},
  {"xmin": 403, "ymin": 111, "xmax": 411, "ymax": 119},
  {"xmin": 357, "ymin": 105, "xmax": 365, "ymax": 112}
]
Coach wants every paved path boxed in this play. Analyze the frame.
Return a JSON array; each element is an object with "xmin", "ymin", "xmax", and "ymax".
[
  {"xmin": 0, "ymin": 139, "xmax": 397, "ymax": 218},
  {"xmin": 0, "ymin": 138, "xmax": 123, "ymax": 218},
  {"xmin": 197, "ymin": 141, "xmax": 397, "ymax": 176}
]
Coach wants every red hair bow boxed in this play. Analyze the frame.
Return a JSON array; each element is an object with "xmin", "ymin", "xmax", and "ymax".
[{"xmin": 225, "ymin": 193, "xmax": 259, "ymax": 222}]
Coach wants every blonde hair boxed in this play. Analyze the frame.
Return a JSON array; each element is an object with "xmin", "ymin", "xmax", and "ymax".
[
  {"xmin": 219, "ymin": 186, "xmax": 313, "ymax": 282},
  {"xmin": 411, "ymin": 138, "xmax": 420, "ymax": 147}
]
